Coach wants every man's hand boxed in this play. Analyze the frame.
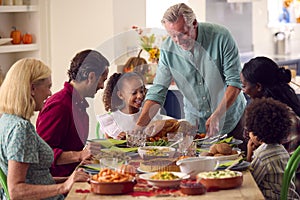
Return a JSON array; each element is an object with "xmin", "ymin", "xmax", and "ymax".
[
  {"xmin": 205, "ymin": 114, "xmax": 220, "ymax": 137},
  {"xmin": 205, "ymin": 86, "xmax": 241, "ymax": 137}
]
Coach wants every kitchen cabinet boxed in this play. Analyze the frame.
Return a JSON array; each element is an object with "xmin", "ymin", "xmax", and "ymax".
[
  {"xmin": 0, "ymin": 1, "xmax": 40, "ymax": 74},
  {"xmin": 206, "ymin": 0, "xmax": 253, "ymax": 53}
]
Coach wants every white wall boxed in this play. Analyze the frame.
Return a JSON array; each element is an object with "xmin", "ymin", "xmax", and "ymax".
[{"xmin": 49, "ymin": 0, "xmax": 113, "ymax": 92}]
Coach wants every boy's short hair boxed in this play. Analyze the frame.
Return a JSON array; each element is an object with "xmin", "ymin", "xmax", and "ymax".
[{"xmin": 245, "ymin": 97, "xmax": 292, "ymax": 144}]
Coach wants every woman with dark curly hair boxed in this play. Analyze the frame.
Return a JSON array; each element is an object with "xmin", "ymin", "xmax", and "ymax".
[
  {"xmin": 97, "ymin": 72, "xmax": 162, "ymax": 139},
  {"xmin": 241, "ymin": 56, "xmax": 300, "ymax": 154},
  {"xmin": 245, "ymin": 98, "xmax": 299, "ymax": 200}
]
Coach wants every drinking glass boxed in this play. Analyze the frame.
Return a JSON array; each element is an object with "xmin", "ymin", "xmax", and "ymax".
[
  {"xmin": 100, "ymin": 157, "xmax": 119, "ymax": 170},
  {"xmin": 126, "ymin": 130, "xmax": 146, "ymax": 147},
  {"xmin": 167, "ymin": 132, "xmax": 184, "ymax": 146},
  {"xmin": 85, "ymin": 140, "xmax": 101, "ymax": 156},
  {"xmin": 178, "ymin": 134, "xmax": 194, "ymax": 156}
]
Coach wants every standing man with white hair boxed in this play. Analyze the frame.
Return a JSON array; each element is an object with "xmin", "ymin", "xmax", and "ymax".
[{"xmin": 136, "ymin": 3, "xmax": 246, "ymax": 149}]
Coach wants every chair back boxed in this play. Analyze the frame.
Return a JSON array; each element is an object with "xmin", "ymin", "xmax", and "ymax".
[
  {"xmin": 96, "ymin": 122, "xmax": 101, "ymax": 139},
  {"xmin": 0, "ymin": 167, "xmax": 10, "ymax": 200},
  {"xmin": 95, "ymin": 121, "xmax": 111, "ymax": 139},
  {"xmin": 281, "ymin": 145, "xmax": 300, "ymax": 200}
]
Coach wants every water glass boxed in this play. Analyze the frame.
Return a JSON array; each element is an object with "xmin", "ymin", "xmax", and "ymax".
[
  {"xmin": 178, "ymin": 134, "xmax": 194, "ymax": 156},
  {"xmin": 186, "ymin": 142, "xmax": 197, "ymax": 156},
  {"xmin": 100, "ymin": 157, "xmax": 119, "ymax": 170},
  {"xmin": 85, "ymin": 140, "xmax": 101, "ymax": 156},
  {"xmin": 167, "ymin": 132, "xmax": 184, "ymax": 145},
  {"xmin": 126, "ymin": 130, "xmax": 146, "ymax": 147}
]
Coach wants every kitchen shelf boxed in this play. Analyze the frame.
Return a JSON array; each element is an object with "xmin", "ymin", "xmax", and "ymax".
[
  {"xmin": 0, "ymin": 44, "xmax": 38, "ymax": 53},
  {"xmin": 0, "ymin": 5, "xmax": 38, "ymax": 13},
  {"xmin": 0, "ymin": 2, "xmax": 40, "ymax": 74}
]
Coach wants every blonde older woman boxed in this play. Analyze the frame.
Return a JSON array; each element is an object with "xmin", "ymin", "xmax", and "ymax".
[{"xmin": 0, "ymin": 58, "xmax": 89, "ymax": 200}]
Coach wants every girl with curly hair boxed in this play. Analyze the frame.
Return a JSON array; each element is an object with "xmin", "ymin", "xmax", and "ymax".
[
  {"xmin": 245, "ymin": 98, "xmax": 299, "ymax": 200},
  {"xmin": 97, "ymin": 72, "xmax": 162, "ymax": 139}
]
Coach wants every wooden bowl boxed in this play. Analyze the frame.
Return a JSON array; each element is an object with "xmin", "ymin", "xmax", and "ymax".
[
  {"xmin": 90, "ymin": 179, "xmax": 136, "ymax": 194},
  {"xmin": 139, "ymin": 172, "xmax": 189, "ymax": 188},
  {"xmin": 180, "ymin": 179, "xmax": 206, "ymax": 195},
  {"xmin": 197, "ymin": 171, "xmax": 243, "ymax": 190}
]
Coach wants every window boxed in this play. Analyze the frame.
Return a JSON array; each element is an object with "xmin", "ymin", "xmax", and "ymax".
[{"xmin": 268, "ymin": 0, "xmax": 300, "ymax": 26}]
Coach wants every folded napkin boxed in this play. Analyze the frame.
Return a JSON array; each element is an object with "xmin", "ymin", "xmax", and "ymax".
[
  {"xmin": 196, "ymin": 148, "xmax": 209, "ymax": 153},
  {"xmin": 79, "ymin": 164, "xmax": 101, "ymax": 171},
  {"xmin": 218, "ymin": 157, "xmax": 244, "ymax": 168},
  {"xmin": 216, "ymin": 136, "xmax": 233, "ymax": 144},
  {"xmin": 109, "ymin": 146, "xmax": 138, "ymax": 153},
  {"xmin": 89, "ymin": 139, "xmax": 126, "ymax": 148}
]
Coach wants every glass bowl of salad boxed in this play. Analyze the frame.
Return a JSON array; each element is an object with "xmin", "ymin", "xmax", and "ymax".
[{"xmin": 138, "ymin": 146, "xmax": 176, "ymax": 159}]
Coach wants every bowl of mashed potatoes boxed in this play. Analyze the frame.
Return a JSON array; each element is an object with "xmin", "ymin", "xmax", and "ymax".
[{"xmin": 197, "ymin": 170, "xmax": 243, "ymax": 190}]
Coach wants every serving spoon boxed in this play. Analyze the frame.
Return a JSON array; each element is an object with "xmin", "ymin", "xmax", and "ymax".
[{"xmin": 168, "ymin": 137, "xmax": 184, "ymax": 148}]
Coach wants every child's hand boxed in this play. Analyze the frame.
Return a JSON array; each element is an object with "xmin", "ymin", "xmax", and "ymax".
[
  {"xmin": 246, "ymin": 139, "xmax": 257, "ymax": 162},
  {"xmin": 117, "ymin": 132, "xmax": 126, "ymax": 140},
  {"xmin": 247, "ymin": 139, "xmax": 256, "ymax": 152}
]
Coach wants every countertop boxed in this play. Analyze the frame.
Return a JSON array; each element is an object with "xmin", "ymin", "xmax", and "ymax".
[{"xmin": 291, "ymin": 76, "xmax": 300, "ymax": 94}]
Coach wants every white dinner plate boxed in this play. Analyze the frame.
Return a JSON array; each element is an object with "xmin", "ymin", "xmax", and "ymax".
[
  {"xmin": 0, "ymin": 38, "xmax": 13, "ymax": 45},
  {"xmin": 198, "ymin": 151, "xmax": 241, "ymax": 161},
  {"xmin": 217, "ymin": 161, "xmax": 251, "ymax": 171},
  {"xmin": 136, "ymin": 167, "xmax": 150, "ymax": 174},
  {"xmin": 139, "ymin": 172, "xmax": 189, "ymax": 188}
]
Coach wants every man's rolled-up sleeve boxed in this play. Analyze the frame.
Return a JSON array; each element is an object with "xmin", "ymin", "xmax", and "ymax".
[{"xmin": 222, "ymin": 29, "xmax": 243, "ymax": 89}]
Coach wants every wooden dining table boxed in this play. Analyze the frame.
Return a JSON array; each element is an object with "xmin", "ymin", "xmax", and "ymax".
[{"xmin": 65, "ymin": 170, "xmax": 265, "ymax": 200}]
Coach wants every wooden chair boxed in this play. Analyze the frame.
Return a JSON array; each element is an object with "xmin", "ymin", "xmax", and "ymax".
[
  {"xmin": 0, "ymin": 167, "xmax": 10, "ymax": 200},
  {"xmin": 281, "ymin": 145, "xmax": 300, "ymax": 200},
  {"xmin": 95, "ymin": 122, "xmax": 112, "ymax": 139}
]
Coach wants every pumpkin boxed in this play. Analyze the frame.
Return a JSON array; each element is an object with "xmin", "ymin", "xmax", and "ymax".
[
  {"xmin": 123, "ymin": 49, "xmax": 147, "ymax": 73},
  {"xmin": 10, "ymin": 26, "xmax": 22, "ymax": 44},
  {"xmin": 22, "ymin": 33, "xmax": 33, "ymax": 44},
  {"xmin": 117, "ymin": 164, "xmax": 137, "ymax": 176}
]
